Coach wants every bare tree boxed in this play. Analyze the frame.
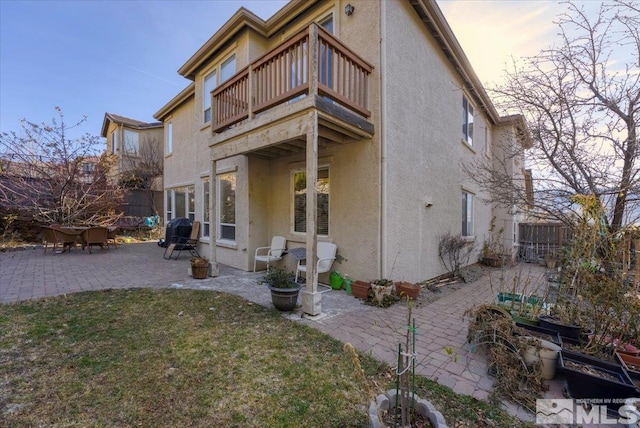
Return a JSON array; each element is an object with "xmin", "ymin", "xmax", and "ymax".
[
  {"xmin": 119, "ymin": 135, "xmax": 163, "ymax": 214},
  {"xmin": 466, "ymin": 1, "xmax": 640, "ymax": 230},
  {"xmin": 0, "ymin": 107, "xmax": 124, "ymax": 225}
]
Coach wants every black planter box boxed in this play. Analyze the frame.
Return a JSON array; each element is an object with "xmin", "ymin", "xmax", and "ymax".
[
  {"xmin": 515, "ymin": 322, "xmax": 562, "ymax": 347},
  {"xmin": 539, "ymin": 315, "xmax": 582, "ymax": 339},
  {"xmin": 561, "ymin": 350, "xmax": 639, "ymax": 412}
]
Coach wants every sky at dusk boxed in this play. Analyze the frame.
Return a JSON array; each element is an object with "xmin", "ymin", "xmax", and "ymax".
[{"xmin": 0, "ymin": 0, "xmax": 592, "ymax": 143}]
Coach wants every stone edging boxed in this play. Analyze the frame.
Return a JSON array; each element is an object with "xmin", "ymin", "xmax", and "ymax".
[{"xmin": 369, "ymin": 389, "xmax": 448, "ymax": 428}]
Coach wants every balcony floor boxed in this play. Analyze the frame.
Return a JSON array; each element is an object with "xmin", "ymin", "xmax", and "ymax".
[{"xmin": 210, "ymin": 94, "xmax": 374, "ymax": 161}]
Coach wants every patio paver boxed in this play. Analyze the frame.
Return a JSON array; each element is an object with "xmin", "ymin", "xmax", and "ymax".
[{"xmin": 0, "ymin": 242, "xmax": 622, "ymax": 426}]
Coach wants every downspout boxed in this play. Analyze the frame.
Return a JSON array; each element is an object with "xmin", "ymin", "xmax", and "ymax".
[{"xmin": 379, "ymin": 0, "xmax": 388, "ymax": 279}]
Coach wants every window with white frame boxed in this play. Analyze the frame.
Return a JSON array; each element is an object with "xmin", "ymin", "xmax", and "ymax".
[
  {"xmin": 462, "ymin": 95, "xmax": 474, "ymax": 146},
  {"xmin": 462, "ymin": 191, "xmax": 474, "ymax": 237},
  {"xmin": 202, "ymin": 54, "xmax": 236, "ymax": 124},
  {"xmin": 218, "ymin": 172, "xmax": 236, "ymax": 241},
  {"xmin": 203, "ymin": 70, "xmax": 216, "ymax": 123},
  {"xmin": 166, "ymin": 190, "xmax": 173, "ymax": 221},
  {"xmin": 188, "ymin": 186, "xmax": 195, "ymax": 222},
  {"xmin": 202, "ymin": 178, "xmax": 210, "ymax": 238},
  {"xmin": 165, "ymin": 186, "xmax": 194, "ymax": 223},
  {"xmin": 111, "ymin": 130, "xmax": 118, "ymax": 154},
  {"xmin": 220, "ymin": 55, "xmax": 236, "ymax": 82},
  {"xmin": 293, "ymin": 168, "xmax": 329, "ymax": 235},
  {"xmin": 166, "ymin": 122, "xmax": 173, "ymax": 154},
  {"xmin": 123, "ymin": 129, "xmax": 139, "ymax": 155}
]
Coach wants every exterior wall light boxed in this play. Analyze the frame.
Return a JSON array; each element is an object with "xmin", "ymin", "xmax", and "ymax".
[{"xmin": 345, "ymin": 4, "xmax": 354, "ymax": 16}]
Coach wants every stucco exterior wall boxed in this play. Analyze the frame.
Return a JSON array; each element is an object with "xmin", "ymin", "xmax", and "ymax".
[
  {"xmin": 381, "ymin": 0, "xmax": 494, "ymax": 282},
  {"xmin": 159, "ymin": 0, "xmax": 522, "ymax": 285}
]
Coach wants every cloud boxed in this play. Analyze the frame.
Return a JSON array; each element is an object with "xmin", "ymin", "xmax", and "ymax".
[{"xmin": 437, "ymin": 0, "xmax": 561, "ymax": 85}]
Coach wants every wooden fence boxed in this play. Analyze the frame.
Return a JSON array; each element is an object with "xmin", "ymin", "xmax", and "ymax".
[
  {"xmin": 518, "ymin": 223, "xmax": 569, "ymax": 262},
  {"xmin": 519, "ymin": 222, "xmax": 640, "ymax": 287}
]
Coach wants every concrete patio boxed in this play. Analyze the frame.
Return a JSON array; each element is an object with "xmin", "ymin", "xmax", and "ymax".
[{"xmin": 0, "ymin": 240, "xmax": 603, "ymax": 425}]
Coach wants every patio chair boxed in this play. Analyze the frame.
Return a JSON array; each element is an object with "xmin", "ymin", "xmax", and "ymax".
[
  {"xmin": 253, "ymin": 236, "xmax": 286, "ymax": 272},
  {"xmin": 48, "ymin": 225, "xmax": 81, "ymax": 253},
  {"xmin": 106, "ymin": 226, "xmax": 119, "ymax": 249},
  {"xmin": 41, "ymin": 226, "xmax": 60, "ymax": 254},
  {"xmin": 163, "ymin": 221, "xmax": 201, "ymax": 260},
  {"xmin": 294, "ymin": 242, "xmax": 337, "ymax": 293},
  {"xmin": 81, "ymin": 227, "xmax": 109, "ymax": 254}
]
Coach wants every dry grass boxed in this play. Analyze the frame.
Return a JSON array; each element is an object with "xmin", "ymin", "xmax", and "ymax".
[
  {"xmin": 0, "ymin": 289, "xmax": 374, "ymax": 427},
  {"xmin": 0, "ymin": 289, "xmax": 528, "ymax": 427}
]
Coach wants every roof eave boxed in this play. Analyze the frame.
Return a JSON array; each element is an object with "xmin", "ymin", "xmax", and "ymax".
[
  {"xmin": 154, "ymin": 82, "xmax": 196, "ymax": 121},
  {"xmin": 177, "ymin": 8, "xmax": 267, "ymax": 80},
  {"xmin": 408, "ymin": 0, "xmax": 501, "ymax": 124},
  {"xmin": 176, "ymin": 1, "xmax": 319, "ymax": 80}
]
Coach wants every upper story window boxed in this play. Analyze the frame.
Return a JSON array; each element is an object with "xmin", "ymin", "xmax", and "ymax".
[
  {"xmin": 203, "ymin": 70, "xmax": 217, "ymax": 123},
  {"xmin": 123, "ymin": 129, "xmax": 139, "ymax": 155},
  {"xmin": 220, "ymin": 55, "xmax": 236, "ymax": 82},
  {"xmin": 111, "ymin": 130, "xmax": 118, "ymax": 154},
  {"xmin": 319, "ymin": 16, "xmax": 334, "ymax": 88},
  {"xmin": 166, "ymin": 122, "xmax": 173, "ymax": 154},
  {"xmin": 462, "ymin": 95, "xmax": 474, "ymax": 146},
  {"xmin": 82, "ymin": 162, "xmax": 96, "ymax": 174},
  {"xmin": 203, "ymin": 54, "xmax": 236, "ymax": 124}
]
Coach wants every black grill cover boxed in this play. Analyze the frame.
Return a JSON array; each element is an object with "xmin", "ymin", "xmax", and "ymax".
[{"xmin": 161, "ymin": 218, "xmax": 192, "ymax": 248}]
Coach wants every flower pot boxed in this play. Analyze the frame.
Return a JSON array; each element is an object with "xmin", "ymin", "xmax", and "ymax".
[
  {"xmin": 515, "ymin": 322, "xmax": 562, "ymax": 347},
  {"xmin": 395, "ymin": 281, "xmax": 420, "ymax": 300},
  {"xmin": 538, "ymin": 315, "xmax": 582, "ymax": 340},
  {"xmin": 482, "ymin": 256, "xmax": 503, "ymax": 267},
  {"xmin": 511, "ymin": 313, "xmax": 540, "ymax": 327},
  {"xmin": 268, "ymin": 284, "xmax": 301, "ymax": 311},
  {"xmin": 523, "ymin": 339, "xmax": 561, "ymax": 380},
  {"xmin": 190, "ymin": 257, "xmax": 209, "ymax": 279},
  {"xmin": 371, "ymin": 284, "xmax": 392, "ymax": 304},
  {"xmin": 561, "ymin": 350, "xmax": 638, "ymax": 412},
  {"xmin": 616, "ymin": 352, "xmax": 640, "ymax": 376},
  {"xmin": 351, "ymin": 280, "xmax": 370, "ymax": 299}
]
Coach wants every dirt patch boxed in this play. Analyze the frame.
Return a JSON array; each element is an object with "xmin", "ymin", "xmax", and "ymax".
[{"xmin": 412, "ymin": 264, "xmax": 490, "ymax": 307}]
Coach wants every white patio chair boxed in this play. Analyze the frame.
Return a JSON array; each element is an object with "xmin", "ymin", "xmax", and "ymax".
[
  {"xmin": 295, "ymin": 242, "xmax": 337, "ymax": 293},
  {"xmin": 253, "ymin": 236, "xmax": 286, "ymax": 272}
]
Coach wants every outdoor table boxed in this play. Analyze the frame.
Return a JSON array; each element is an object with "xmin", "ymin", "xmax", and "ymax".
[{"xmin": 287, "ymin": 247, "xmax": 306, "ymax": 261}]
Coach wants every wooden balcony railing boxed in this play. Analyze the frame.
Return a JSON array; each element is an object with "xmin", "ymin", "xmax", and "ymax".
[{"xmin": 212, "ymin": 23, "xmax": 373, "ymax": 133}]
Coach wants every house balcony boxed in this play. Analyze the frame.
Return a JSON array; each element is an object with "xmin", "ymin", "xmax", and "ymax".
[{"xmin": 210, "ymin": 23, "xmax": 374, "ymax": 160}]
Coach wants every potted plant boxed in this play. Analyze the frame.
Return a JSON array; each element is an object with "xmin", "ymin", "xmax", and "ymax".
[
  {"xmin": 371, "ymin": 278, "xmax": 393, "ymax": 304},
  {"xmin": 544, "ymin": 251, "xmax": 558, "ymax": 269},
  {"xmin": 351, "ymin": 280, "xmax": 370, "ymax": 299},
  {"xmin": 395, "ymin": 281, "xmax": 420, "ymax": 300},
  {"xmin": 481, "ymin": 217, "xmax": 505, "ymax": 267},
  {"xmin": 561, "ymin": 349, "xmax": 638, "ymax": 413},
  {"xmin": 190, "ymin": 257, "xmax": 209, "ymax": 279},
  {"xmin": 259, "ymin": 267, "xmax": 301, "ymax": 312}
]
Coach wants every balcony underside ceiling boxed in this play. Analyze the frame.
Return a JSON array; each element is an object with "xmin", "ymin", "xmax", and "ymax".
[{"xmin": 210, "ymin": 95, "xmax": 374, "ymax": 161}]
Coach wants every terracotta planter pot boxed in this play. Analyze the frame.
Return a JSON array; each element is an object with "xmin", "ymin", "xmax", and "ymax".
[
  {"xmin": 351, "ymin": 280, "xmax": 370, "ymax": 299},
  {"xmin": 395, "ymin": 281, "xmax": 420, "ymax": 300}
]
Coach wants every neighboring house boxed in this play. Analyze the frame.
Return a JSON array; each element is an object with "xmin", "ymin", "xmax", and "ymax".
[
  {"xmin": 153, "ymin": 0, "xmax": 530, "ymax": 316},
  {"xmin": 100, "ymin": 113, "xmax": 165, "ymax": 217}
]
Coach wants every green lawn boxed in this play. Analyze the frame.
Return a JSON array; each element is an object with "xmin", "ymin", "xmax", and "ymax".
[{"xmin": 0, "ymin": 289, "xmax": 529, "ymax": 427}]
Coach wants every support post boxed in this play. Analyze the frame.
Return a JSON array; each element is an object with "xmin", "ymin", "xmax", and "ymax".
[
  {"xmin": 302, "ymin": 111, "xmax": 321, "ymax": 317},
  {"xmin": 208, "ymin": 159, "xmax": 219, "ymax": 277}
]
